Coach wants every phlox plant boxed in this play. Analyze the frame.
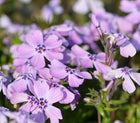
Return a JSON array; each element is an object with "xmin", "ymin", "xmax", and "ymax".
[{"xmin": 1, "ymin": 0, "xmax": 140, "ymax": 123}]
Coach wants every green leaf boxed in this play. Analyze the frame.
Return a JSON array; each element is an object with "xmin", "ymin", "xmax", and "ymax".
[
  {"xmin": 11, "ymin": 33, "xmax": 22, "ymax": 45},
  {"xmin": 110, "ymin": 100, "xmax": 127, "ymax": 105},
  {"xmin": 98, "ymin": 105, "xmax": 105, "ymax": 117},
  {"xmin": 104, "ymin": 107, "xmax": 119, "ymax": 112}
]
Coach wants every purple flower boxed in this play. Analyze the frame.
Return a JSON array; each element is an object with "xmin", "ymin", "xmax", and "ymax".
[
  {"xmin": 10, "ymin": 79, "xmax": 64, "ymax": 123},
  {"xmin": 50, "ymin": 59, "xmax": 92, "ymax": 87},
  {"xmin": 9, "ymin": 73, "xmax": 34, "ymax": 93},
  {"xmin": 0, "ymin": 107, "xmax": 9, "ymax": 123},
  {"xmin": 68, "ymin": 87, "xmax": 80, "ymax": 111},
  {"xmin": 0, "ymin": 71, "xmax": 12, "ymax": 98},
  {"xmin": 38, "ymin": 68, "xmax": 60, "ymax": 83},
  {"xmin": 131, "ymin": 26, "xmax": 140, "ymax": 51},
  {"xmin": 41, "ymin": 0, "xmax": 63, "ymax": 24},
  {"xmin": 91, "ymin": 14, "xmax": 136, "ymax": 61},
  {"xmin": 120, "ymin": 0, "xmax": 140, "ymax": 24},
  {"xmin": 54, "ymin": 21, "xmax": 91, "ymax": 44},
  {"xmin": 0, "ymin": 14, "xmax": 11, "ymax": 28},
  {"xmin": 108, "ymin": 67, "xmax": 140, "ymax": 93},
  {"xmin": 115, "ymin": 16, "xmax": 133, "ymax": 33},
  {"xmin": 73, "ymin": 0, "xmax": 104, "ymax": 14},
  {"xmin": 48, "ymin": 83, "xmax": 75, "ymax": 104},
  {"xmin": 11, "ymin": 30, "xmax": 63, "ymax": 69},
  {"xmin": 0, "ymin": 0, "xmax": 5, "ymax": 4},
  {"xmin": 72, "ymin": 45, "xmax": 111, "ymax": 73},
  {"xmin": 106, "ymin": 33, "xmax": 136, "ymax": 58},
  {"xmin": 0, "ymin": 107, "xmax": 37, "ymax": 123}
]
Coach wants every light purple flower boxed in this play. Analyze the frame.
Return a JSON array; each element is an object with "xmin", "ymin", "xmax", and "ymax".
[
  {"xmin": 73, "ymin": 0, "xmax": 104, "ymax": 14},
  {"xmin": 11, "ymin": 30, "xmax": 63, "ymax": 69},
  {"xmin": 72, "ymin": 45, "xmax": 111, "ymax": 73},
  {"xmin": 0, "ymin": 107, "xmax": 37, "ymax": 123},
  {"xmin": 50, "ymin": 59, "xmax": 92, "ymax": 87},
  {"xmin": 54, "ymin": 21, "xmax": 92, "ymax": 45},
  {"xmin": 0, "ymin": 107, "xmax": 9, "ymax": 123},
  {"xmin": 91, "ymin": 14, "xmax": 136, "ymax": 58},
  {"xmin": 0, "ymin": 0, "xmax": 5, "ymax": 4},
  {"xmin": 0, "ymin": 71, "xmax": 12, "ymax": 98},
  {"xmin": 108, "ymin": 67, "xmax": 140, "ymax": 93},
  {"xmin": 41, "ymin": 0, "xmax": 63, "ymax": 24},
  {"xmin": 9, "ymin": 73, "xmax": 34, "ymax": 93},
  {"xmin": 10, "ymin": 79, "xmax": 64, "ymax": 123},
  {"xmin": 115, "ymin": 16, "xmax": 133, "ymax": 33},
  {"xmin": 48, "ymin": 83, "xmax": 75, "ymax": 104},
  {"xmin": 106, "ymin": 33, "xmax": 136, "ymax": 58},
  {"xmin": 38, "ymin": 68, "xmax": 59, "ymax": 83},
  {"xmin": 68, "ymin": 87, "xmax": 80, "ymax": 111},
  {"xmin": 120, "ymin": 0, "xmax": 140, "ymax": 24},
  {"xmin": 0, "ymin": 15, "xmax": 11, "ymax": 28},
  {"xmin": 131, "ymin": 26, "xmax": 140, "ymax": 51}
]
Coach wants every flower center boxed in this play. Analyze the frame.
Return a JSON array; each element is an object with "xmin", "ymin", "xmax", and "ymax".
[
  {"xmin": 35, "ymin": 44, "xmax": 46, "ymax": 53},
  {"xmin": 21, "ymin": 73, "xmax": 33, "ymax": 80},
  {"xmin": 41, "ymin": 102, "xmax": 45, "ymax": 106},
  {"xmin": 121, "ymin": 67, "xmax": 131, "ymax": 75},
  {"xmin": 88, "ymin": 54, "xmax": 96, "ymax": 61},
  {"xmin": 38, "ymin": 98, "xmax": 48, "ymax": 109},
  {"xmin": 65, "ymin": 67, "xmax": 75, "ymax": 74}
]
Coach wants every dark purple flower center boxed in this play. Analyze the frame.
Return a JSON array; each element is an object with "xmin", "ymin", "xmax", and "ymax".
[
  {"xmin": 121, "ymin": 67, "xmax": 131, "ymax": 75},
  {"xmin": 38, "ymin": 98, "xmax": 48, "ymax": 109},
  {"xmin": 88, "ymin": 54, "xmax": 96, "ymax": 61},
  {"xmin": 35, "ymin": 44, "xmax": 46, "ymax": 53},
  {"xmin": 65, "ymin": 67, "xmax": 75, "ymax": 74},
  {"xmin": 21, "ymin": 74, "xmax": 33, "ymax": 80}
]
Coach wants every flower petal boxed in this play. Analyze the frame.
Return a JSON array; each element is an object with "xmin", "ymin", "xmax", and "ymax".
[
  {"xmin": 10, "ymin": 92, "xmax": 28, "ymax": 104},
  {"xmin": 10, "ymin": 79, "xmax": 27, "ymax": 92},
  {"xmin": 68, "ymin": 74, "xmax": 84, "ymax": 87},
  {"xmin": 13, "ymin": 59, "xmax": 27, "ymax": 66},
  {"xmin": 34, "ymin": 79, "xmax": 49, "ymax": 98},
  {"xmin": 25, "ymin": 30, "xmax": 43, "ymax": 46},
  {"xmin": 15, "ymin": 44, "xmax": 34, "ymax": 58},
  {"xmin": 45, "ymin": 51, "xmax": 63, "ymax": 61},
  {"xmin": 71, "ymin": 45, "xmax": 88, "ymax": 58},
  {"xmin": 50, "ymin": 60, "xmax": 67, "ymax": 79},
  {"xmin": 120, "ymin": 41, "xmax": 136, "ymax": 58},
  {"xmin": 30, "ymin": 54, "xmax": 45, "ymax": 69},
  {"xmin": 130, "ymin": 72, "xmax": 140, "ymax": 85},
  {"xmin": 107, "ymin": 69, "xmax": 123, "ymax": 79},
  {"xmin": 45, "ymin": 106, "xmax": 62, "ymax": 123},
  {"xmin": 126, "ymin": 12, "xmax": 140, "ymax": 24},
  {"xmin": 47, "ymin": 87, "xmax": 63, "ymax": 104},
  {"xmin": 122, "ymin": 75, "xmax": 136, "ymax": 93},
  {"xmin": 69, "ymin": 30, "xmax": 83, "ymax": 44},
  {"xmin": 44, "ymin": 34, "xmax": 62, "ymax": 49},
  {"xmin": 59, "ymin": 87, "xmax": 75, "ymax": 104},
  {"xmin": 120, "ymin": 0, "xmax": 135, "ymax": 13},
  {"xmin": 93, "ymin": 61, "xmax": 111, "ymax": 74},
  {"xmin": 96, "ymin": 53, "xmax": 105, "ymax": 62},
  {"xmin": 75, "ymin": 71, "xmax": 92, "ymax": 79},
  {"xmin": 80, "ymin": 59, "xmax": 93, "ymax": 68}
]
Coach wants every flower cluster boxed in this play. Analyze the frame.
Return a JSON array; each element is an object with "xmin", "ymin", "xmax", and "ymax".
[{"xmin": 0, "ymin": 0, "xmax": 140, "ymax": 122}]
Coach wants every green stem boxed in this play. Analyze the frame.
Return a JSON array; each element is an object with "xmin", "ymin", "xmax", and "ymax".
[{"xmin": 98, "ymin": 112, "xmax": 101, "ymax": 123}]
